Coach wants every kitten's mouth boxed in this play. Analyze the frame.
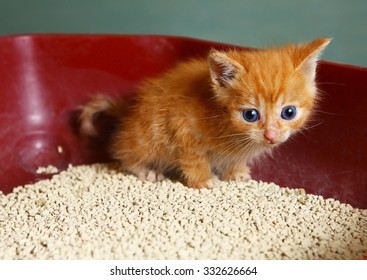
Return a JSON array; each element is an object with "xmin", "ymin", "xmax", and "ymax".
[{"xmin": 264, "ymin": 139, "xmax": 281, "ymax": 146}]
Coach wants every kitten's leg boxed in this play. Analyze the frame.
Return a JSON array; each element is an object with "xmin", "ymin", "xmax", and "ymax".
[
  {"xmin": 112, "ymin": 139, "xmax": 166, "ymax": 183},
  {"xmin": 111, "ymin": 121, "xmax": 167, "ymax": 182},
  {"xmin": 178, "ymin": 152, "xmax": 218, "ymax": 189},
  {"xmin": 113, "ymin": 147, "xmax": 166, "ymax": 182},
  {"xmin": 220, "ymin": 164, "xmax": 251, "ymax": 182}
]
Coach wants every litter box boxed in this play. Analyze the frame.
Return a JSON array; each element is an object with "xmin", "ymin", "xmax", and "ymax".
[{"xmin": 0, "ymin": 34, "xmax": 366, "ymax": 209}]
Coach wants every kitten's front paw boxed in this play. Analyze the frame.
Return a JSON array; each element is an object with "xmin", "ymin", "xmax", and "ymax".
[
  {"xmin": 221, "ymin": 166, "xmax": 251, "ymax": 183},
  {"xmin": 135, "ymin": 168, "xmax": 165, "ymax": 182},
  {"xmin": 231, "ymin": 171, "xmax": 251, "ymax": 182},
  {"xmin": 186, "ymin": 176, "xmax": 220, "ymax": 189}
]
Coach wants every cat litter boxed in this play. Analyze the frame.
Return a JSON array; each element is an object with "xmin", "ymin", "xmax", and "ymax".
[
  {"xmin": 36, "ymin": 165, "xmax": 59, "ymax": 175},
  {"xmin": 0, "ymin": 163, "xmax": 366, "ymax": 260}
]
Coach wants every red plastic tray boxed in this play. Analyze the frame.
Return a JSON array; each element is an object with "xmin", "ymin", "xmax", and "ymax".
[{"xmin": 0, "ymin": 34, "xmax": 366, "ymax": 208}]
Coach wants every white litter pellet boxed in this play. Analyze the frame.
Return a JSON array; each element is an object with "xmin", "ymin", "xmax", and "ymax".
[
  {"xmin": 35, "ymin": 165, "xmax": 59, "ymax": 174},
  {"xmin": 0, "ymin": 163, "xmax": 366, "ymax": 260},
  {"xmin": 57, "ymin": 146, "xmax": 63, "ymax": 154}
]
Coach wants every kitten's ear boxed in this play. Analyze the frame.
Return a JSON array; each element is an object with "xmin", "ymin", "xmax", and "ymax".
[
  {"xmin": 208, "ymin": 50, "xmax": 244, "ymax": 87},
  {"xmin": 294, "ymin": 38, "xmax": 332, "ymax": 81}
]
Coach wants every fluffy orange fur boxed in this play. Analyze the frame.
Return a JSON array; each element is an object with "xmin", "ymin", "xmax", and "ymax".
[{"xmin": 79, "ymin": 38, "xmax": 331, "ymax": 188}]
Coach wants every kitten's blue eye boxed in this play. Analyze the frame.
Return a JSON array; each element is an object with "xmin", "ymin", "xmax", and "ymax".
[
  {"xmin": 281, "ymin": 106, "xmax": 297, "ymax": 120},
  {"xmin": 242, "ymin": 109, "xmax": 260, "ymax": 122}
]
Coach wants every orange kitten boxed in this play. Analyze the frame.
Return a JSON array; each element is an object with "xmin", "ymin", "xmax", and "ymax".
[{"xmin": 79, "ymin": 38, "xmax": 331, "ymax": 188}]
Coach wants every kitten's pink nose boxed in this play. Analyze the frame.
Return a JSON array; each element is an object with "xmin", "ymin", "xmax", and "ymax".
[{"xmin": 264, "ymin": 129, "xmax": 278, "ymax": 143}]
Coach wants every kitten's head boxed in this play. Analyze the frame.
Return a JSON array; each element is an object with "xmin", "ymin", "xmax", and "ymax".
[{"xmin": 208, "ymin": 38, "xmax": 331, "ymax": 147}]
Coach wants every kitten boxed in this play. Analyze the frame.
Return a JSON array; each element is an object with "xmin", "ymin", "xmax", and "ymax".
[{"xmin": 78, "ymin": 38, "xmax": 331, "ymax": 188}]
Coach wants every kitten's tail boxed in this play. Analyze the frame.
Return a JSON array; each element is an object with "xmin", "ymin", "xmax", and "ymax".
[{"xmin": 78, "ymin": 95, "xmax": 127, "ymax": 136}]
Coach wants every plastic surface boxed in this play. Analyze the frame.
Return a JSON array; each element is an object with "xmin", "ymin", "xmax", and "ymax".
[{"xmin": 0, "ymin": 34, "xmax": 366, "ymax": 208}]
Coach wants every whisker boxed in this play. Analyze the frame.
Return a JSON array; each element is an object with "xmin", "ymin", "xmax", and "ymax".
[
  {"xmin": 215, "ymin": 136, "xmax": 258, "ymax": 169},
  {"xmin": 233, "ymin": 142, "xmax": 254, "ymax": 165},
  {"xmin": 317, "ymin": 81, "xmax": 346, "ymax": 86},
  {"xmin": 314, "ymin": 109, "xmax": 345, "ymax": 117},
  {"xmin": 215, "ymin": 138, "xmax": 250, "ymax": 168},
  {"xmin": 304, "ymin": 120, "xmax": 325, "ymax": 130},
  {"xmin": 207, "ymin": 137, "xmax": 243, "ymax": 151},
  {"xmin": 214, "ymin": 132, "xmax": 249, "ymax": 139}
]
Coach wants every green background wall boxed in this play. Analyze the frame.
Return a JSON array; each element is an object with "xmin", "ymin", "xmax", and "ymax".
[{"xmin": 1, "ymin": 0, "xmax": 366, "ymax": 66}]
